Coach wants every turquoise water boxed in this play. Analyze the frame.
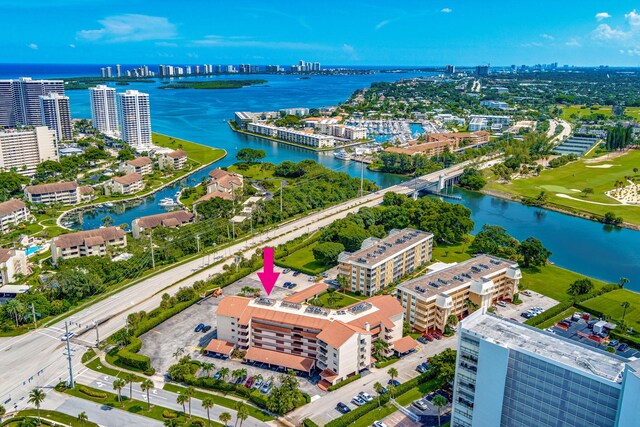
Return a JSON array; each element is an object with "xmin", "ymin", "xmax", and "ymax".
[
  {"xmin": 25, "ymin": 246, "xmax": 42, "ymax": 257},
  {"xmin": 2, "ymin": 66, "xmax": 637, "ymax": 290}
]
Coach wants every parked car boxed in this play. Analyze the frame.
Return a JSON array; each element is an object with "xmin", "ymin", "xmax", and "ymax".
[
  {"xmin": 293, "ymin": 271, "xmax": 301, "ymax": 276},
  {"xmin": 423, "ymin": 334, "xmax": 434, "ymax": 342},
  {"xmin": 412, "ymin": 399, "xmax": 429, "ymax": 411},
  {"xmin": 417, "ymin": 336, "xmax": 429, "ymax": 344},
  {"xmin": 379, "ymin": 386, "xmax": 388, "ymax": 394},
  {"xmin": 388, "ymin": 379, "xmax": 401, "ymax": 387},
  {"xmin": 245, "ymin": 377, "xmax": 254, "ymax": 388},
  {"xmin": 373, "ymin": 422, "xmax": 388, "ymax": 427},
  {"xmin": 416, "ymin": 364, "xmax": 427, "ymax": 373},
  {"xmin": 609, "ymin": 340, "xmax": 619, "ymax": 347},
  {"xmin": 260, "ymin": 381, "xmax": 272, "ymax": 394},
  {"xmin": 496, "ymin": 301, "xmax": 507, "ymax": 307},
  {"xmin": 358, "ymin": 391, "xmax": 373, "ymax": 402},
  {"xmin": 202, "ymin": 325, "xmax": 212, "ymax": 333},
  {"xmin": 336, "ymin": 402, "xmax": 351, "ymax": 414},
  {"xmin": 618, "ymin": 343, "xmax": 629, "ymax": 352},
  {"xmin": 321, "ymin": 272, "xmax": 329, "ymax": 278},
  {"xmin": 421, "ymin": 362, "xmax": 430, "ymax": 371},
  {"xmin": 283, "ymin": 268, "xmax": 291, "ymax": 274},
  {"xmin": 351, "ymin": 396, "xmax": 366, "ymax": 406},
  {"xmin": 253, "ymin": 378, "xmax": 263, "ymax": 388},
  {"xmin": 213, "ymin": 371, "xmax": 221, "ymax": 379},
  {"xmin": 194, "ymin": 323, "xmax": 205, "ymax": 332}
]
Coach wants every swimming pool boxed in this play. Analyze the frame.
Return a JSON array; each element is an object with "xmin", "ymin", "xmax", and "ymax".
[{"xmin": 25, "ymin": 246, "xmax": 42, "ymax": 257}]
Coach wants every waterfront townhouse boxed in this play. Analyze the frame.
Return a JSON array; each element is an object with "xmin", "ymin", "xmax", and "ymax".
[
  {"xmin": 276, "ymin": 127, "xmax": 335, "ymax": 148},
  {"xmin": 24, "ymin": 181, "xmax": 81, "ymax": 205},
  {"xmin": 0, "ymin": 248, "xmax": 29, "ymax": 286},
  {"xmin": 0, "ymin": 126, "xmax": 58, "ymax": 176},
  {"xmin": 215, "ymin": 294, "xmax": 410, "ymax": 388},
  {"xmin": 0, "ymin": 199, "xmax": 30, "ymax": 234},
  {"xmin": 207, "ymin": 168, "xmax": 243, "ymax": 195},
  {"xmin": 50, "ymin": 227, "xmax": 127, "ymax": 264},
  {"xmin": 425, "ymin": 131, "xmax": 490, "ymax": 149},
  {"xmin": 158, "ymin": 150, "xmax": 188, "ymax": 171},
  {"xmin": 108, "ymin": 173, "xmax": 144, "ymax": 195},
  {"xmin": 132, "ymin": 210, "xmax": 194, "ymax": 238},
  {"xmin": 452, "ymin": 310, "xmax": 640, "ymax": 427},
  {"xmin": 246, "ymin": 122, "xmax": 277, "ymax": 137},
  {"xmin": 122, "ymin": 156, "xmax": 153, "ymax": 175},
  {"xmin": 338, "ymin": 228, "xmax": 433, "ymax": 296},
  {"xmin": 397, "ymin": 255, "xmax": 521, "ymax": 333}
]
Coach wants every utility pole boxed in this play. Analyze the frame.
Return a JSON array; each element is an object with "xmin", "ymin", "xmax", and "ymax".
[
  {"xmin": 227, "ymin": 223, "xmax": 230, "ymax": 239},
  {"xmin": 149, "ymin": 233, "xmax": 155, "ymax": 269},
  {"xmin": 279, "ymin": 181, "xmax": 283, "ymax": 214},
  {"xmin": 93, "ymin": 320, "xmax": 100, "ymax": 347},
  {"xmin": 360, "ymin": 159, "xmax": 364, "ymax": 198},
  {"xmin": 64, "ymin": 321, "xmax": 74, "ymax": 388},
  {"xmin": 196, "ymin": 234, "xmax": 201, "ymax": 253},
  {"xmin": 232, "ymin": 221, "xmax": 236, "ymax": 239},
  {"xmin": 31, "ymin": 303, "xmax": 37, "ymax": 329}
]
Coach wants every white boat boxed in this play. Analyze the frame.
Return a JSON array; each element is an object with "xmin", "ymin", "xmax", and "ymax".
[
  {"xmin": 104, "ymin": 202, "xmax": 114, "ymax": 208},
  {"xmin": 334, "ymin": 150, "xmax": 352, "ymax": 161},
  {"xmin": 159, "ymin": 197, "xmax": 179, "ymax": 207},
  {"xmin": 174, "ymin": 191, "xmax": 181, "ymax": 198}
]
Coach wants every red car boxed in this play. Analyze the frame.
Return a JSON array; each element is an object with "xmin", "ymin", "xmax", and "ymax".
[
  {"xmin": 422, "ymin": 333, "xmax": 434, "ymax": 341},
  {"xmin": 245, "ymin": 377, "xmax": 254, "ymax": 388}
]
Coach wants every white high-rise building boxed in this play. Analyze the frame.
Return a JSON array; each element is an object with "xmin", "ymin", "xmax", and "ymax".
[
  {"xmin": 116, "ymin": 64, "xmax": 122, "ymax": 77},
  {"xmin": 0, "ymin": 126, "xmax": 58, "ymax": 176},
  {"xmin": 89, "ymin": 85, "xmax": 119, "ymax": 136},
  {"xmin": 117, "ymin": 90, "xmax": 151, "ymax": 148},
  {"xmin": 0, "ymin": 77, "xmax": 65, "ymax": 127},
  {"xmin": 39, "ymin": 93, "xmax": 72, "ymax": 142}
]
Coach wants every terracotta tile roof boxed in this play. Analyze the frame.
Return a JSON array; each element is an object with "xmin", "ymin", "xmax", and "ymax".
[
  {"xmin": 392, "ymin": 336, "xmax": 418, "ymax": 353},
  {"xmin": 217, "ymin": 296, "xmax": 251, "ymax": 317},
  {"xmin": 347, "ymin": 295, "xmax": 404, "ymax": 330},
  {"xmin": 135, "ymin": 211, "xmax": 194, "ymax": 229},
  {"xmin": 204, "ymin": 339, "xmax": 235, "ymax": 355},
  {"xmin": 194, "ymin": 190, "xmax": 233, "ymax": 204},
  {"xmin": 319, "ymin": 368, "xmax": 339, "ymax": 381},
  {"xmin": 0, "ymin": 248, "xmax": 17, "ymax": 263},
  {"xmin": 25, "ymin": 181, "xmax": 78, "ymax": 195},
  {"xmin": 0, "ymin": 199, "xmax": 26, "ymax": 216},
  {"xmin": 317, "ymin": 321, "xmax": 363, "ymax": 349},
  {"xmin": 126, "ymin": 157, "xmax": 152, "ymax": 167},
  {"xmin": 78, "ymin": 186, "xmax": 94, "ymax": 195},
  {"xmin": 113, "ymin": 173, "xmax": 143, "ymax": 185},
  {"xmin": 209, "ymin": 168, "xmax": 238, "ymax": 180},
  {"xmin": 283, "ymin": 283, "xmax": 328, "ymax": 303},
  {"xmin": 53, "ymin": 227, "xmax": 126, "ymax": 249},
  {"xmin": 166, "ymin": 149, "xmax": 187, "ymax": 159},
  {"xmin": 245, "ymin": 347, "xmax": 315, "ymax": 372},
  {"xmin": 162, "ymin": 218, "xmax": 180, "ymax": 227}
]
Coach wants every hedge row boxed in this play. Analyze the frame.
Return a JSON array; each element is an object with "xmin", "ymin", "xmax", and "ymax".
[
  {"xmin": 78, "ymin": 385, "xmax": 107, "ymax": 399},
  {"xmin": 525, "ymin": 300, "xmax": 574, "ymax": 327},
  {"xmin": 117, "ymin": 336, "xmax": 151, "ymax": 372},
  {"xmin": 327, "ymin": 374, "xmax": 361, "ymax": 391},
  {"xmin": 303, "ymin": 419, "xmax": 320, "ymax": 427},
  {"xmin": 375, "ymin": 357, "xmax": 399, "ymax": 369}
]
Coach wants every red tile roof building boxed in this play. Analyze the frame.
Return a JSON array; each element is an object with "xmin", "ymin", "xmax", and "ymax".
[
  {"xmin": 50, "ymin": 226, "xmax": 127, "ymax": 264},
  {"xmin": 0, "ymin": 199, "xmax": 30, "ymax": 233},
  {"xmin": 132, "ymin": 210, "xmax": 194, "ymax": 238}
]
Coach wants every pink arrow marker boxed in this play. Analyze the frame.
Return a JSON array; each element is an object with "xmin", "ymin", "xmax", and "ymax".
[{"xmin": 257, "ymin": 247, "xmax": 279, "ymax": 295}]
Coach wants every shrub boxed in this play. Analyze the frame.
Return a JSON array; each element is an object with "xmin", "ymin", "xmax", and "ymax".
[
  {"xmin": 327, "ymin": 374, "xmax": 361, "ymax": 391},
  {"xmin": 117, "ymin": 336, "xmax": 151, "ymax": 371},
  {"xmin": 78, "ymin": 385, "xmax": 107, "ymax": 399},
  {"xmin": 303, "ymin": 419, "xmax": 320, "ymax": 427},
  {"xmin": 162, "ymin": 409, "xmax": 177, "ymax": 419}
]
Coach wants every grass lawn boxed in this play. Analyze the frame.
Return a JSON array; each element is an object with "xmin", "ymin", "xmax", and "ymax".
[
  {"xmin": 228, "ymin": 162, "xmax": 276, "ymax": 180},
  {"xmin": 625, "ymin": 107, "xmax": 640, "ymax": 121},
  {"xmin": 7, "ymin": 409, "xmax": 99, "ymax": 427},
  {"xmin": 520, "ymin": 265, "xmax": 610, "ymax": 303},
  {"xmin": 560, "ymin": 104, "xmax": 613, "ymax": 121},
  {"xmin": 164, "ymin": 383, "xmax": 273, "ymax": 421},
  {"xmin": 432, "ymin": 239, "xmax": 474, "ymax": 263},
  {"xmin": 312, "ymin": 291, "xmax": 361, "ymax": 309},
  {"xmin": 581, "ymin": 289, "xmax": 640, "ymax": 330},
  {"xmin": 85, "ymin": 356, "xmax": 144, "ymax": 382},
  {"xmin": 278, "ymin": 241, "xmax": 329, "ymax": 275},
  {"xmin": 152, "ymin": 132, "xmax": 226, "ymax": 165},
  {"xmin": 485, "ymin": 149, "xmax": 640, "ymax": 225}
]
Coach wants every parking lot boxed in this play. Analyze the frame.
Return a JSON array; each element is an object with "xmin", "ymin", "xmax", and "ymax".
[
  {"xmin": 139, "ymin": 267, "xmax": 326, "ymax": 397},
  {"xmin": 491, "ymin": 290, "xmax": 558, "ymax": 323}
]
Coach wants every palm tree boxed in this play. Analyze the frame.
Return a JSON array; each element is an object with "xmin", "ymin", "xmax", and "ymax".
[
  {"xmin": 172, "ymin": 347, "xmax": 185, "ymax": 361},
  {"xmin": 202, "ymin": 397, "xmax": 215, "ymax": 427},
  {"xmin": 447, "ymin": 314, "xmax": 458, "ymax": 326},
  {"xmin": 621, "ymin": 301, "xmax": 631, "ymax": 321},
  {"xmin": 253, "ymin": 374, "xmax": 263, "ymax": 386},
  {"xmin": 372, "ymin": 339, "xmax": 389, "ymax": 358},
  {"xmin": 201, "ymin": 363, "xmax": 215, "ymax": 377},
  {"xmin": 27, "ymin": 388, "xmax": 46, "ymax": 424},
  {"xmin": 241, "ymin": 286, "xmax": 255, "ymax": 296},
  {"xmin": 0, "ymin": 405, "xmax": 5, "ymax": 422},
  {"xmin": 124, "ymin": 373, "xmax": 136, "ymax": 400},
  {"xmin": 185, "ymin": 386, "xmax": 195, "ymax": 418},
  {"xmin": 619, "ymin": 277, "xmax": 630, "ymax": 289},
  {"xmin": 387, "ymin": 384, "xmax": 396, "ymax": 399},
  {"xmin": 113, "ymin": 379, "xmax": 125, "ymax": 404},
  {"xmin": 218, "ymin": 367, "xmax": 230, "ymax": 381},
  {"xmin": 388, "ymin": 367, "xmax": 398, "ymax": 381},
  {"xmin": 219, "ymin": 412, "xmax": 232, "ymax": 427},
  {"xmin": 235, "ymin": 403, "xmax": 249, "ymax": 427},
  {"xmin": 77, "ymin": 411, "xmax": 88, "ymax": 427},
  {"xmin": 176, "ymin": 393, "xmax": 188, "ymax": 414},
  {"xmin": 140, "ymin": 379, "xmax": 154, "ymax": 411},
  {"xmin": 433, "ymin": 394, "xmax": 448, "ymax": 426},
  {"xmin": 231, "ymin": 369, "xmax": 243, "ymax": 383},
  {"xmin": 19, "ymin": 418, "xmax": 36, "ymax": 427},
  {"xmin": 464, "ymin": 298, "xmax": 479, "ymax": 314},
  {"xmin": 373, "ymin": 382, "xmax": 384, "ymax": 408}
]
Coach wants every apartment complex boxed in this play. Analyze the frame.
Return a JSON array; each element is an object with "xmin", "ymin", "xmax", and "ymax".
[
  {"xmin": 385, "ymin": 131, "xmax": 490, "ymax": 157},
  {"xmin": 89, "ymin": 85, "xmax": 119, "ymax": 136},
  {"xmin": 24, "ymin": 181, "xmax": 80, "ymax": 205},
  {"xmin": 117, "ymin": 90, "xmax": 151, "ymax": 148},
  {"xmin": 122, "ymin": 156, "xmax": 153, "ymax": 175},
  {"xmin": 0, "ymin": 77, "xmax": 65, "ymax": 127},
  {"xmin": 0, "ymin": 126, "xmax": 58, "ymax": 176},
  {"xmin": 108, "ymin": 172, "xmax": 144, "ymax": 195},
  {"xmin": 0, "ymin": 199, "xmax": 30, "ymax": 233},
  {"xmin": 0, "ymin": 249, "xmax": 29, "ymax": 286},
  {"xmin": 207, "ymin": 168, "xmax": 243, "ymax": 195},
  {"xmin": 338, "ymin": 228, "xmax": 433, "ymax": 296},
  {"xmin": 246, "ymin": 122, "xmax": 336, "ymax": 148},
  {"xmin": 468, "ymin": 115, "xmax": 511, "ymax": 132},
  {"xmin": 132, "ymin": 210, "xmax": 194, "ymax": 238},
  {"xmin": 50, "ymin": 227, "xmax": 127, "ymax": 264},
  {"xmin": 397, "ymin": 255, "xmax": 521, "ymax": 333},
  {"xmin": 39, "ymin": 93, "xmax": 72, "ymax": 142},
  {"xmin": 158, "ymin": 149, "xmax": 187, "ymax": 171},
  {"xmin": 216, "ymin": 295, "xmax": 409, "ymax": 387},
  {"xmin": 452, "ymin": 311, "xmax": 640, "ymax": 427},
  {"xmin": 480, "ymin": 100, "xmax": 509, "ymax": 110}
]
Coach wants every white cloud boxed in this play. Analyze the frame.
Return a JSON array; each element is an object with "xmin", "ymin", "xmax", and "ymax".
[
  {"xmin": 441, "ymin": 8, "xmax": 452, "ymax": 13},
  {"xmin": 27, "ymin": 43, "xmax": 38, "ymax": 50},
  {"xmin": 592, "ymin": 24, "xmax": 631, "ymax": 41},
  {"xmin": 77, "ymin": 14, "xmax": 177, "ymax": 43},
  {"xmin": 626, "ymin": 9, "xmax": 640, "ymax": 27},
  {"xmin": 155, "ymin": 41, "xmax": 178, "ymax": 47},
  {"xmin": 521, "ymin": 42, "xmax": 543, "ymax": 48},
  {"xmin": 541, "ymin": 33, "xmax": 554, "ymax": 40},
  {"xmin": 69, "ymin": 44, "xmax": 76, "ymax": 48},
  {"xmin": 595, "ymin": 12, "xmax": 611, "ymax": 21},
  {"xmin": 565, "ymin": 38, "xmax": 581, "ymax": 47},
  {"xmin": 375, "ymin": 20, "xmax": 391, "ymax": 30}
]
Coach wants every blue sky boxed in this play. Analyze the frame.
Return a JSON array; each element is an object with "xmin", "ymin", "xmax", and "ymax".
[{"xmin": 5, "ymin": 0, "xmax": 640, "ymax": 66}]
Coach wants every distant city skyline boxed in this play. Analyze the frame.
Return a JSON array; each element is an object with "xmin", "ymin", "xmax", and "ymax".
[{"xmin": 5, "ymin": 1, "xmax": 640, "ymax": 66}]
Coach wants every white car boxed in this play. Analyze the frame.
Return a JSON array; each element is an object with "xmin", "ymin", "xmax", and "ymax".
[
  {"xmin": 359, "ymin": 391, "xmax": 374, "ymax": 402},
  {"xmin": 496, "ymin": 301, "xmax": 507, "ymax": 307},
  {"xmin": 373, "ymin": 422, "xmax": 388, "ymax": 427}
]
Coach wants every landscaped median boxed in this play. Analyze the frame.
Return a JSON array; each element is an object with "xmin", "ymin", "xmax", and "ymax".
[{"xmin": 0, "ymin": 409, "xmax": 99, "ymax": 427}]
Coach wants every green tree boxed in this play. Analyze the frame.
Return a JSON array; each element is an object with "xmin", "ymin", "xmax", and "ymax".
[
  {"xmin": 429, "ymin": 348, "xmax": 457, "ymax": 387},
  {"xmin": 388, "ymin": 367, "xmax": 399, "ymax": 381},
  {"xmin": 201, "ymin": 362, "xmax": 215, "ymax": 377},
  {"xmin": 0, "ymin": 405, "xmax": 5, "ymax": 423},
  {"xmin": 469, "ymin": 224, "xmax": 519, "ymax": 260},
  {"xmin": 567, "ymin": 279, "xmax": 594, "ymax": 296},
  {"xmin": 312, "ymin": 241, "xmax": 345, "ymax": 265},
  {"xmin": 218, "ymin": 367, "xmax": 230, "ymax": 381},
  {"xmin": 124, "ymin": 373, "xmax": 136, "ymax": 400},
  {"xmin": 219, "ymin": 412, "xmax": 232, "ymax": 426},
  {"xmin": 602, "ymin": 211, "xmax": 623, "ymax": 225},
  {"xmin": 619, "ymin": 277, "xmax": 630, "ymax": 289},
  {"xmin": 372, "ymin": 339, "xmax": 389, "ymax": 358},
  {"xmin": 202, "ymin": 397, "xmax": 215, "ymax": 427},
  {"xmin": 458, "ymin": 168, "xmax": 486, "ymax": 190},
  {"xmin": 77, "ymin": 411, "xmax": 88, "ymax": 427},
  {"xmin": 621, "ymin": 301, "xmax": 631, "ymax": 321},
  {"xmin": 517, "ymin": 237, "xmax": 551, "ymax": 268},
  {"xmin": 185, "ymin": 386, "xmax": 195, "ymax": 418},
  {"xmin": 140, "ymin": 379, "xmax": 154, "ymax": 411},
  {"xmin": 236, "ymin": 148, "xmax": 266, "ymax": 163},
  {"xmin": 447, "ymin": 314, "xmax": 459, "ymax": 326},
  {"xmin": 581, "ymin": 187, "xmax": 594, "ymax": 198},
  {"xmin": 172, "ymin": 347, "xmax": 185, "ymax": 361},
  {"xmin": 235, "ymin": 403, "xmax": 249, "ymax": 427},
  {"xmin": 433, "ymin": 394, "xmax": 448, "ymax": 426},
  {"xmin": 27, "ymin": 388, "xmax": 46, "ymax": 424},
  {"xmin": 373, "ymin": 382, "xmax": 384, "ymax": 408},
  {"xmin": 113, "ymin": 379, "xmax": 125, "ymax": 404},
  {"xmin": 176, "ymin": 393, "xmax": 188, "ymax": 414}
]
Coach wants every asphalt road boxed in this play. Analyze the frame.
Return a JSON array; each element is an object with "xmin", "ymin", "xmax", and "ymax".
[{"xmin": 0, "ymin": 160, "xmax": 483, "ymax": 418}]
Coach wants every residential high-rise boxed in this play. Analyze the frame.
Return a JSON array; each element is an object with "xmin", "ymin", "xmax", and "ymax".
[
  {"xmin": 475, "ymin": 65, "xmax": 490, "ymax": 76},
  {"xmin": 445, "ymin": 64, "xmax": 456, "ymax": 74},
  {"xmin": 89, "ymin": 85, "xmax": 119, "ymax": 136},
  {"xmin": 0, "ymin": 126, "xmax": 58, "ymax": 176},
  {"xmin": 117, "ymin": 90, "xmax": 151, "ymax": 148},
  {"xmin": 0, "ymin": 77, "xmax": 65, "ymax": 127},
  {"xmin": 451, "ymin": 310, "xmax": 640, "ymax": 427},
  {"xmin": 106, "ymin": 66, "xmax": 112, "ymax": 78},
  {"xmin": 116, "ymin": 64, "xmax": 122, "ymax": 77},
  {"xmin": 39, "ymin": 93, "xmax": 72, "ymax": 142}
]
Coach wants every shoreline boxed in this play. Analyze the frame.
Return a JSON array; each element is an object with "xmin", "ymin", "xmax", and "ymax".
[
  {"xmin": 479, "ymin": 187, "xmax": 640, "ymax": 231},
  {"xmin": 228, "ymin": 120, "xmax": 372, "ymax": 152}
]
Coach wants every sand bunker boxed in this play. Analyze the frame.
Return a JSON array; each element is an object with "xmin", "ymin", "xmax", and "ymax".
[{"xmin": 586, "ymin": 164, "xmax": 614, "ymax": 169}]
